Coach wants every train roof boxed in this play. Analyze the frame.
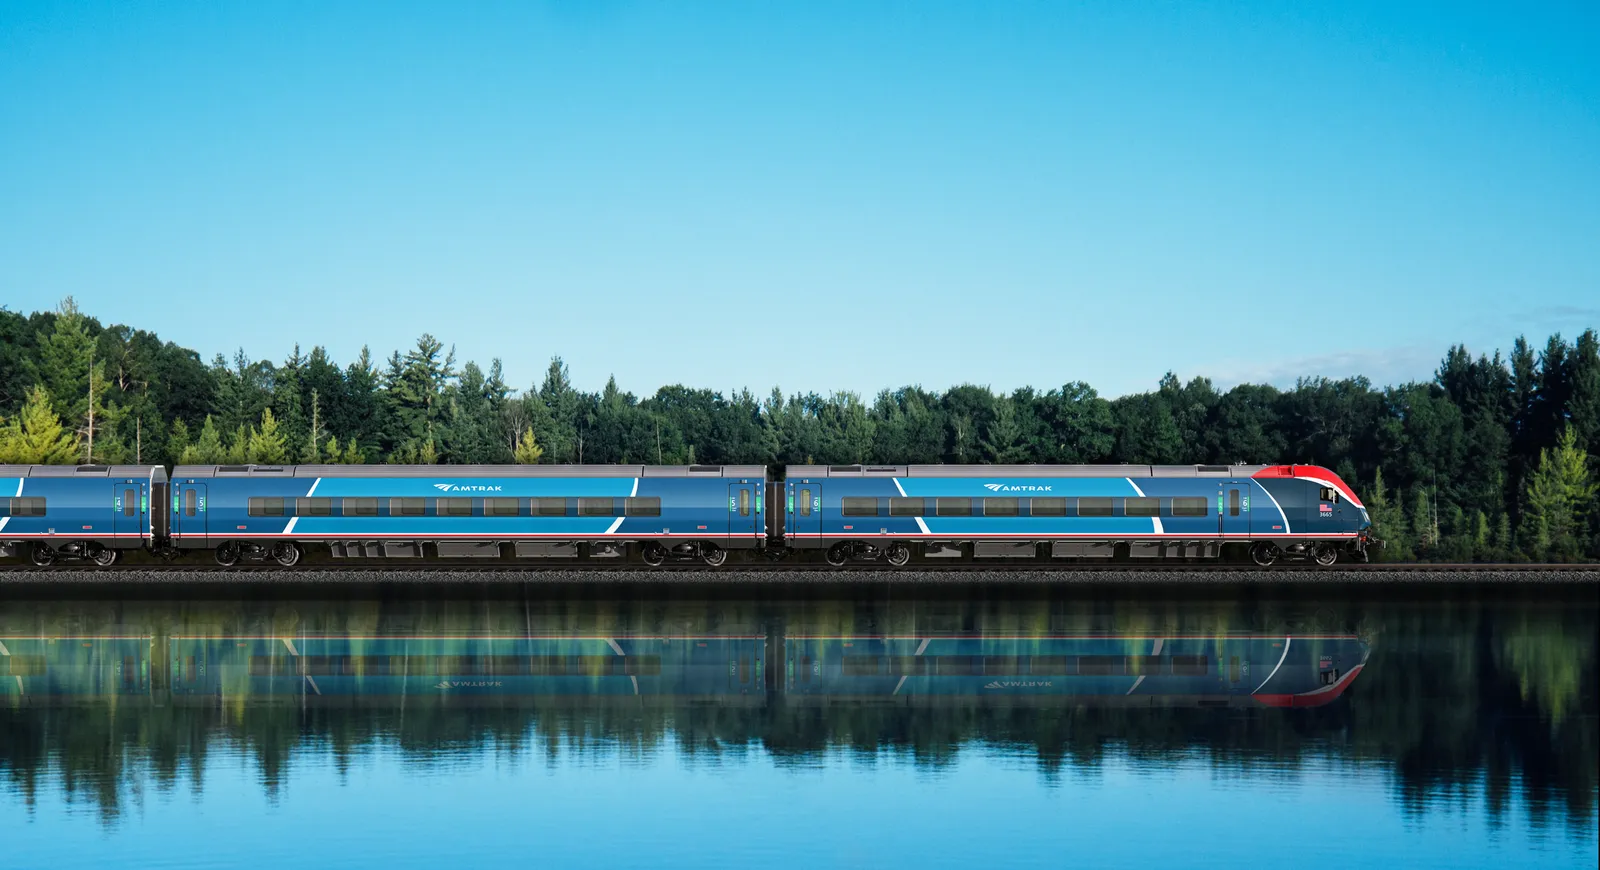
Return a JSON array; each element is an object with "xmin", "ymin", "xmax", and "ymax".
[
  {"xmin": 785, "ymin": 464, "xmax": 1277, "ymax": 478},
  {"xmin": 0, "ymin": 464, "xmax": 168, "ymax": 481},
  {"xmin": 172, "ymin": 464, "xmax": 767, "ymax": 479}
]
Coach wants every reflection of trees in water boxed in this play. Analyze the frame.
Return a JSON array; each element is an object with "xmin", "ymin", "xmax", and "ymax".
[{"xmin": 0, "ymin": 590, "xmax": 1592, "ymax": 834}]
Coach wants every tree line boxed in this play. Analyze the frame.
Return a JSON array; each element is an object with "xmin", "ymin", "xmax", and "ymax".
[{"xmin": 2, "ymin": 298, "xmax": 1597, "ymax": 561}]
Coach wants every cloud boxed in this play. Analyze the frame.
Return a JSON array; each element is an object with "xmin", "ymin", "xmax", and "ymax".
[{"xmin": 1205, "ymin": 345, "xmax": 1445, "ymax": 391}]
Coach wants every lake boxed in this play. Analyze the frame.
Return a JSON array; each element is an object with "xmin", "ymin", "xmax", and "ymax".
[{"xmin": 1, "ymin": 582, "xmax": 1594, "ymax": 869}]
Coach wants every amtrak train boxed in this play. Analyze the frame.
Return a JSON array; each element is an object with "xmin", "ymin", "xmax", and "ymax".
[{"xmin": 0, "ymin": 462, "xmax": 1378, "ymax": 569}]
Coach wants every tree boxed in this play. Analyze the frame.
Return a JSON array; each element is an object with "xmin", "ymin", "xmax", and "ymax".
[
  {"xmin": 1523, "ymin": 427, "xmax": 1597, "ymax": 560},
  {"xmin": 247, "ymin": 408, "xmax": 289, "ymax": 464},
  {"xmin": 1365, "ymin": 468, "xmax": 1412, "ymax": 561},
  {"xmin": 0, "ymin": 386, "xmax": 81, "ymax": 464},
  {"xmin": 981, "ymin": 396, "xmax": 1028, "ymax": 463},
  {"xmin": 513, "ymin": 428, "xmax": 545, "ymax": 464},
  {"xmin": 180, "ymin": 416, "xmax": 226, "ymax": 465}
]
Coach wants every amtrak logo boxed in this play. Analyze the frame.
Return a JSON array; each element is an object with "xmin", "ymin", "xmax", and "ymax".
[
  {"xmin": 982, "ymin": 483, "xmax": 1053, "ymax": 492},
  {"xmin": 434, "ymin": 680, "xmax": 503, "ymax": 689},
  {"xmin": 432, "ymin": 483, "xmax": 503, "ymax": 492},
  {"xmin": 984, "ymin": 680, "xmax": 1054, "ymax": 688}
]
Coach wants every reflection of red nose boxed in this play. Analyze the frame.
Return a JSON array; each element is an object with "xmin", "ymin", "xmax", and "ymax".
[{"xmin": 1253, "ymin": 663, "xmax": 1365, "ymax": 708}]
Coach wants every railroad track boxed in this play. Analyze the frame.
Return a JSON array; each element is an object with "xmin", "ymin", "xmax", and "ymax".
[{"xmin": 1, "ymin": 562, "xmax": 1596, "ymax": 582}]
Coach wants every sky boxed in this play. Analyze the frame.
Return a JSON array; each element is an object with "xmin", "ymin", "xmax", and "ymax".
[{"xmin": 2, "ymin": 1, "xmax": 1597, "ymax": 400}]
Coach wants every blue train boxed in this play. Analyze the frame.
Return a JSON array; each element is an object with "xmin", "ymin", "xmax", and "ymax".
[
  {"xmin": 2, "ymin": 461, "xmax": 1377, "ymax": 568},
  {"xmin": 784, "ymin": 631, "xmax": 1369, "ymax": 708},
  {"xmin": 168, "ymin": 632, "xmax": 766, "ymax": 705}
]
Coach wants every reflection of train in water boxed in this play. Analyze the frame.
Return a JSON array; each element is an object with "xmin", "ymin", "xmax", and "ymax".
[
  {"xmin": 167, "ymin": 633, "xmax": 767, "ymax": 704},
  {"xmin": 784, "ymin": 633, "xmax": 1369, "ymax": 708},
  {"xmin": 2, "ymin": 627, "xmax": 1368, "ymax": 710},
  {"xmin": 0, "ymin": 635, "xmax": 153, "ymax": 699}
]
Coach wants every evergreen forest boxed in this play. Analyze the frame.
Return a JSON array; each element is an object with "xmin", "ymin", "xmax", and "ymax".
[{"xmin": 2, "ymin": 299, "xmax": 1597, "ymax": 561}]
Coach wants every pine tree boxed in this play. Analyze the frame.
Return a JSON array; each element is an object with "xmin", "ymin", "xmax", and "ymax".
[
  {"xmin": 247, "ymin": 408, "xmax": 289, "ymax": 464},
  {"xmin": 418, "ymin": 437, "xmax": 438, "ymax": 465},
  {"xmin": 322, "ymin": 435, "xmax": 341, "ymax": 465},
  {"xmin": 1473, "ymin": 510, "xmax": 1491, "ymax": 562},
  {"xmin": 0, "ymin": 386, "xmax": 81, "ymax": 464},
  {"xmin": 224, "ymin": 424, "xmax": 251, "ymax": 464},
  {"xmin": 341, "ymin": 438, "xmax": 364, "ymax": 464},
  {"xmin": 301, "ymin": 388, "xmax": 323, "ymax": 463},
  {"xmin": 513, "ymin": 428, "xmax": 545, "ymax": 464},
  {"xmin": 167, "ymin": 418, "xmax": 192, "ymax": 465},
  {"xmin": 1411, "ymin": 487, "xmax": 1437, "ymax": 556},
  {"xmin": 1492, "ymin": 512, "xmax": 1513, "ymax": 562},
  {"xmin": 180, "ymin": 416, "xmax": 225, "ymax": 465},
  {"xmin": 1365, "ymin": 468, "xmax": 1411, "ymax": 561},
  {"xmin": 981, "ymin": 397, "xmax": 1028, "ymax": 463},
  {"xmin": 1523, "ymin": 426, "xmax": 1597, "ymax": 560}
]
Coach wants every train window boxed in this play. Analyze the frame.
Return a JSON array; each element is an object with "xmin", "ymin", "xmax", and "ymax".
[
  {"xmin": 22, "ymin": 496, "xmax": 45, "ymax": 516},
  {"xmin": 1228, "ymin": 655, "xmax": 1240, "ymax": 683},
  {"xmin": 841, "ymin": 656, "xmax": 882, "ymax": 676},
  {"xmin": 485, "ymin": 497, "xmax": 519, "ymax": 517},
  {"xmin": 184, "ymin": 489, "xmax": 196, "ymax": 517},
  {"xmin": 344, "ymin": 497, "xmax": 377, "ymax": 517},
  {"xmin": 123, "ymin": 488, "xmax": 136, "ymax": 517},
  {"xmin": 739, "ymin": 490, "xmax": 750, "ymax": 516},
  {"xmin": 436, "ymin": 497, "xmax": 471, "ymax": 517},
  {"xmin": 841, "ymin": 497, "xmax": 878, "ymax": 517},
  {"xmin": 1172, "ymin": 497, "xmax": 1207, "ymax": 517},
  {"xmin": 799, "ymin": 488, "xmax": 812, "ymax": 517},
  {"xmin": 295, "ymin": 497, "xmax": 332, "ymax": 517},
  {"xmin": 1079, "ymin": 655, "xmax": 1122, "ymax": 676},
  {"xmin": 625, "ymin": 497, "xmax": 661, "ymax": 517},
  {"xmin": 1130, "ymin": 655, "xmax": 1165, "ymax": 675},
  {"xmin": 937, "ymin": 656, "xmax": 979, "ymax": 676},
  {"xmin": 889, "ymin": 656, "xmax": 934, "ymax": 675},
  {"xmin": 935, "ymin": 497, "xmax": 971, "ymax": 517},
  {"xmin": 390, "ymin": 497, "xmax": 424, "ymax": 517},
  {"xmin": 1125, "ymin": 497, "xmax": 1159, "ymax": 517},
  {"xmin": 889, "ymin": 497, "xmax": 925, "ymax": 516},
  {"xmin": 1029, "ymin": 655, "xmax": 1075, "ymax": 674},
  {"xmin": 579, "ymin": 497, "xmax": 614, "ymax": 517},
  {"xmin": 983, "ymin": 497, "xmax": 1019, "ymax": 517},
  {"xmin": 1229, "ymin": 489, "xmax": 1240, "ymax": 516},
  {"xmin": 983, "ymin": 656, "xmax": 1025, "ymax": 675},
  {"xmin": 531, "ymin": 497, "xmax": 567, "ymax": 517},
  {"xmin": 247, "ymin": 497, "xmax": 285, "ymax": 517},
  {"xmin": 1171, "ymin": 655, "xmax": 1208, "ymax": 676},
  {"xmin": 1078, "ymin": 497, "xmax": 1112, "ymax": 517},
  {"xmin": 1030, "ymin": 497, "xmax": 1066, "ymax": 517},
  {"xmin": 1319, "ymin": 486, "xmax": 1339, "ymax": 502}
]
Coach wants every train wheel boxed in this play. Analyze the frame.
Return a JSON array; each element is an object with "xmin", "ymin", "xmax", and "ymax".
[
  {"xmin": 272, "ymin": 543, "xmax": 301, "ymax": 568},
  {"xmin": 214, "ymin": 543, "xmax": 241, "ymax": 567},
  {"xmin": 885, "ymin": 543, "xmax": 911, "ymax": 567},
  {"xmin": 92, "ymin": 547, "xmax": 119, "ymax": 567},
  {"xmin": 825, "ymin": 543, "xmax": 850, "ymax": 567},
  {"xmin": 642, "ymin": 542, "xmax": 667, "ymax": 567},
  {"xmin": 30, "ymin": 544, "xmax": 56, "ymax": 567},
  {"xmin": 1314, "ymin": 546, "xmax": 1338, "ymax": 567},
  {"xmin": 700, "ymin": 544, "xmax": 727, "ymax": 567},
  {"xmin": 1250, "ymin": 542, "xmax": 1279, "ymax": 567}
]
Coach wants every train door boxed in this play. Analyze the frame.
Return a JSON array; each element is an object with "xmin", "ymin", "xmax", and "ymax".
[
  {"xmin": 1220, "ymin": 482, "xmax": 1248, "ymax": 540},
  {"xmin": 176, "ymin": 483, "xmax": 207, "ymax": 546},
  {"xmin": 113, "ymin": 483, "xmax": 145, "ymax": 541},
  {"xmin": 728, "ymin": 484, "xmax": 757, "ymax": 543},
  {"xmin": 792, "ymin": 483, "xmax": 820, "ymax": 541}
]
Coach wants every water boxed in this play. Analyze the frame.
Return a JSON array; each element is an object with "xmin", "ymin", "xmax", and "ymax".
[{"xmin": 1, "ymin": 583, "xmax": 1594, "ymax": 868}]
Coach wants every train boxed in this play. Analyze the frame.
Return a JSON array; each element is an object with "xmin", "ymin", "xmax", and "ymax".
[
  {"xmin": 0, "ymin": 461, "xmax": 1379, "ymax": 569},
  {"xmin": 3, "ymin": 628, "xmax": 1367, "ymax": 710}
]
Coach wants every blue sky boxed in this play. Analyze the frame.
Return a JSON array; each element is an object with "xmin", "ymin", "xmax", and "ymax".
[{"xmin": 2, "ymin": 1, "xmax": 1596, "ymax": 399}]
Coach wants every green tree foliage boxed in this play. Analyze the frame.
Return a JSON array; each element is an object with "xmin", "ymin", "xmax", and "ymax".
[
  {"xmin": 1523, "ymin": 427, "xmax": 1597, "ymax": 561},
  {"xmin": 513, "ymin": 428, "xmax": 545, "ymax": 464},
  {"xmin": 247, "ymin": 408, "xmax": 289, "ymax": 465},
  {"xmin": 2, "ymin": 302, "xmax": 1598, "ymax": 560},
  {"xmin": 0, "ymin": 387, "xmax": 81, "ymax": 464}
]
